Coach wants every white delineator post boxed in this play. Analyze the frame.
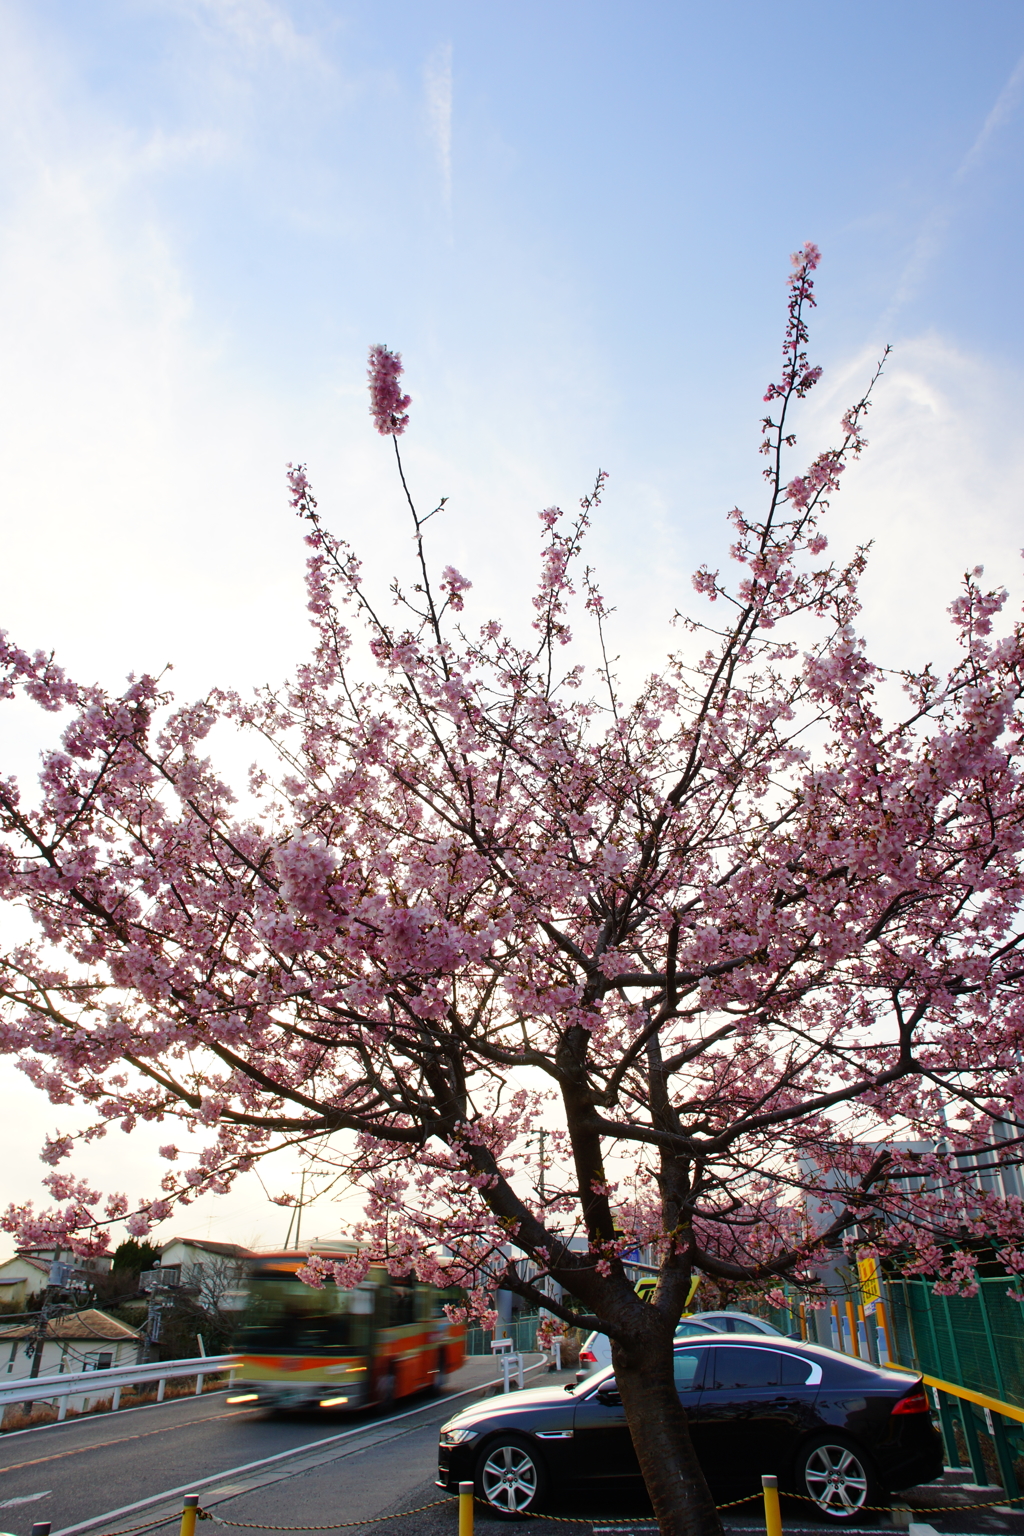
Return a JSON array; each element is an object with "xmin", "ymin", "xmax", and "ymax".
[{"xmin": 489, "ymin": 1335, "xmax": 523, "ymax": 1392}]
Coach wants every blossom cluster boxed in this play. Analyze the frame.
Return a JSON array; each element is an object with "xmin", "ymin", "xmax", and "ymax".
[{"xmin": 367, "ymin": 345, "xmax": 411, "ymax": 436}]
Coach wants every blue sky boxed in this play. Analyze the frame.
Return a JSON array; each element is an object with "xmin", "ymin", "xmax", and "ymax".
[{"xmin": 2, "ymin": 0, "xmax": 1024, "ymax": 1250}]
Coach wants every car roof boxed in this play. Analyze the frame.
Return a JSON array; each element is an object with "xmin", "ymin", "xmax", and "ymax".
[
  {"xmin": 668, "ymin": 1334, "xmax": 918, "ymax": 1384},
  {"xmin": 690, "ymin": 1310, "xmax": 777, "ymax": 1325}
]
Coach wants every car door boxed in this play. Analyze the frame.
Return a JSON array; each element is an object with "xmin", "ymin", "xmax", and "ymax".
[
  {"xmin": 692, "ymin": 1345, "xmax": 819, "ymax": 1493},
  {"xmin": 570, "ymin": 1347, "xmax": 708, "ymax": 1488}
]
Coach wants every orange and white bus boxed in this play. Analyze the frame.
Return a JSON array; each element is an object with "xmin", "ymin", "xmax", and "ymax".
[{"xmin": 230, "ymin": 1245, "xmax": 466, "ymax": 1412}]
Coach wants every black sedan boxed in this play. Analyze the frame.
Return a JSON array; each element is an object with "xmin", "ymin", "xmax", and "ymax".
[{"xmin": 437, "ymin": 1337, "xmax": 943, "ymax": 1522}]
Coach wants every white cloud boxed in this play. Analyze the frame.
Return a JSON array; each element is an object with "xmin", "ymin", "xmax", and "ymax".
[
  {"xmin": 794, "ymin": 332, "xmax": 1024, "ymax": 677},
  {"xmin": 956, "ymin": 48, "xmax": 1024, "ymax": 181},
  {"xmin": 425, "ymin": 41, "xmax": 452, "ymax": 220},
  {"xmin": 156, "ymin": 0, "xmax": 329, "ymax": 69},
  {"xmin": 881, "ymin": 47, "xmax": 1024, "ymax": 329}
]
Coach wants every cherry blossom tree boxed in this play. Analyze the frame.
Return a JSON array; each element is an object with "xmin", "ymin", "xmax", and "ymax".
[{"xmin": 3, "ymin": 245, "xmax": 1024, "ymax": 1536}]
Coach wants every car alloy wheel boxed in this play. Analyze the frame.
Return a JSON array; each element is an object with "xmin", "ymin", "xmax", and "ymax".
[
  {"xmin": 478, "ymin": 1437, "xmax": 544, "ymax": 1515},
  {"xmin": 799, "ymin": 1439, "xmax": 873, "ymax": 1520}
]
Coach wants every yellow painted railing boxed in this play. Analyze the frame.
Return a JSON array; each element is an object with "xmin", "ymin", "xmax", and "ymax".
[
  {"xmin": 884, "ymin": 1360, "xmax": 1023, "ymax": 1493},
  {"xmin": 883, "ymin": 1360, "xmax": 1024, "ymax": 1424}
]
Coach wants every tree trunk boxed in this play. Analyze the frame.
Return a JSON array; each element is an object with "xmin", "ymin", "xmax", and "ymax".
[{"xmin": 614, "ymin": 1338, "xmax": 723, "ymax": 1536}]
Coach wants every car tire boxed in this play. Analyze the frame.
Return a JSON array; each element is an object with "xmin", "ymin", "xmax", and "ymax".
[
  {"xmin": 374, "ymin": 1367, "xmax": 396, "ymax": 1410},
  {"xmin": 793, "ymin": 1434, "xmax": 882, "ymax": 1523},
  {"xmin": 476, "ymin": 1434, "xmax": 548, "ymax": 1517}
]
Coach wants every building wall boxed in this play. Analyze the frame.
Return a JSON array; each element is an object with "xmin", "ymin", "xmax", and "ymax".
[
  {"xmin": 2, "ymin": 1331, "xmax": 138, "ymax": 1402},
  {"xmin": 0, "ymin": 1256, "xmax": 49, "ymax": 1308}
]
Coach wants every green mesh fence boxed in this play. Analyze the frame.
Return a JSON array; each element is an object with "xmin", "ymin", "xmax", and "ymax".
[
  {"xmin": 759, "ymin": 1276, "xmax": 1024, "ymax": 1490},
  {"xmin": 885, "ymin": 1277, "xmax": 1024, "ymax": 1493},
  {"xmin": 887, "ymin": 1276, "xmax": 1024, "ymax": 1408},
  {"xmin": 464, "ymin": 1312, "xmax": 541, "ymax": 1356}
]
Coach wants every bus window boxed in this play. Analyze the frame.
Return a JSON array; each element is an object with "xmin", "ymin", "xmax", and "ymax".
[
  {"xmin": 236, "ymin": 1275, "xmax": 372, "ymax": 1353},
  {"xmin": 389, "ymin": 1284, "xmax": 416, "ymax": 1327}
]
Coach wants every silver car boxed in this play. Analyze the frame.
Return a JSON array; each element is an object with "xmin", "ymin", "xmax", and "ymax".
[
  {"xmin": 688, "ymin": 1309, "xmax": 787, "ymax": 1336},
  {"xmin": 577, "ymin": 1317, "xmax": 718, "ymax": 1374}
]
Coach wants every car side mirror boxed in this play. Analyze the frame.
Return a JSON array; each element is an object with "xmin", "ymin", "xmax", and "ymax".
[{"xmin": 596, "ymin": 1379, "xmax": 622, "ymax": 1406}]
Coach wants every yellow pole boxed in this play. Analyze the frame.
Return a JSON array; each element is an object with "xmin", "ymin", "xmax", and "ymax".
[
  {"xmin": 180, "ymin": 1495, "xmax": 199, "ymax": 1536},
  {"xmin": 875, "ymin": 1300, "xmax": 893, "ymax": 1362},
  {"xmin": 762, "ymin": 1474, "xmax": 783, "ymax": 1536},
  {"xmin": 845, "ymin": 1299, "xmax": 860, "ymax": 1357},
  {"xmin": 830, "ymin": 1300, "xmax": 842, "ymax": 1350},
  {"xmin": 799, "ymin": 1300, "xmax": 807, "ymax": 1341},
  {"xmin": 458, "ymin": 1480, "xmax": 474, "ymax": 1536}
]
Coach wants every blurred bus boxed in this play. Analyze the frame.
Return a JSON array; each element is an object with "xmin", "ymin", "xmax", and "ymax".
[{"xmin": 230, "ymin": 1245, "xmax": 466, "ymax": 1411}]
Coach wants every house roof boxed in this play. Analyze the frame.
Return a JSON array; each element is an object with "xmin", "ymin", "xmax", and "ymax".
[
  {"xmin": 159, "ymin": 1237, "xmax": 253, "ymax": 1261},
  {"xmin": 0, "ymin": 1255, "xmax": 50, "ymax": 1276},
  {"xmin": 0, "ymin": 1307, "xmax": 142, "ymax": 1343}
]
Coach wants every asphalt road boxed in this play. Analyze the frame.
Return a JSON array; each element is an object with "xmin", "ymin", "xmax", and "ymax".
[
  {"xmin": 4, "ymin": 1358, "xmax": 1024, "ymax": 1536},
  {"xmin": 0, "ymin": 1356, "xmax": 539, "ymax": 1536}
]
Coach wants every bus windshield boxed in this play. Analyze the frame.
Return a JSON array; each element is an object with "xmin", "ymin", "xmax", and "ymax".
[{"xmin": 235, "ymin": 1273, "xmax": 372, "ymax": 1354}]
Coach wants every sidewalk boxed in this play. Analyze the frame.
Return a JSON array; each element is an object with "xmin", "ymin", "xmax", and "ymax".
[{"xmin": 350, "ymin": 1466, "xmax": 1024, "ymax": 1536}]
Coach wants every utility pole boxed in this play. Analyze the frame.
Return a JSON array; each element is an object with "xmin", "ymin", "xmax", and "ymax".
[
  {"xmin": 23, "ymin": 1259, "xmax": 73, "ymax": 1411},
  {"xmin": 283, "ymin": 1168, "xmax": 309, "ymax": 1249},
  {"xmin": 294, "ymin": 1168, "xmax": 306, "ymax": 1250},
  {"xmin": 27, "ymin": 1306, "xmax": 49, "ymax": 1380}
]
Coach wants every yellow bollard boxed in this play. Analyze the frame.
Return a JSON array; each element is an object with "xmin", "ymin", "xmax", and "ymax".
[
  {"xmin": 180, "ymin": 1494, "xmax": 199, "ymax": 1536},
  {"xmin": 762, "ymin": 1474, "xmax": 782, "ymax": 1536},
  {"xmin": 458, "ymin": 1481, "xmax": 474, "ymax": 1536}
]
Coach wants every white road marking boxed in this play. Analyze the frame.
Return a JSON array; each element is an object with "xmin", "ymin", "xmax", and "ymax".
[{"xmin": 1, "ymin": 1490, "xmax": 52, "ymax": 1508}]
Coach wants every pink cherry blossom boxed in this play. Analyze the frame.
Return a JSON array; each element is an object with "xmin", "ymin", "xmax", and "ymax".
[
  {"xmin": 3, "ymin": 248, "xmax": 1024, "ymax": 1536},
  {"xmin": 367, "ymin": 344, "xmax": 411, "ymax": 436}
]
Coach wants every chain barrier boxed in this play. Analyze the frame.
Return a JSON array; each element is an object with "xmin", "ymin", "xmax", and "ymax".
[
  {"xmin": 181, "ymin": 1483, "xmax": 1024, "ymax": 1530},
  {"xmin": 193, "ymin": 1491, "xmax": 768, "ymax": 1532},
  {"xmin": 782, "ymin": 1487, "xmax": 1024, "ymax": 1514},
  {"xmin": 192, "ymin": 1481, "xmax": 1024, "ymax": 1529},
  {"xmin": 194, "ymin": 1498, "xmax": 452, "ymax": 1531},
  {"xmin": 92, "ymin": 1523, "xmax": 178, "ymax": 1536},
  {"xmin": 87, "ymin": 1479, "xmax": 1024, "ymax": 1536}
]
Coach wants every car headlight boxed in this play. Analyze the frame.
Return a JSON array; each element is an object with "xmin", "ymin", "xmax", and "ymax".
[{"xmin": 440, "ymin": 1427, "xmax": 479, "ymax": 1446}]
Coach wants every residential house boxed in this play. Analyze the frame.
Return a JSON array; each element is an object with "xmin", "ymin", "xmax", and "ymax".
[
  {"xmin": 0, "ymin": 1252, "xmax": 50, "ymax": 1311},
  {"xmin": 0, "ymin": 1307, "xmax": 142, "ymax": 1415},
  {"xmin": 149, "ymin": 1237, "xmax": 253, "ymax": 1314},
  {"xmin": 0, "ymin": 1246, "xmax": 112, "ymax": 1311}
]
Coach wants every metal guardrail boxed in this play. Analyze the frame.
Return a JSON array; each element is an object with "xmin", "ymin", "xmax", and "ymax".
[
  {"xmin": 885, "ymin": 1359, "xmax": 1023, "ymax": 1496},
  {"xmin": 0, "ymin": 1353, "xmax": 236, "ymax": 1422}
]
